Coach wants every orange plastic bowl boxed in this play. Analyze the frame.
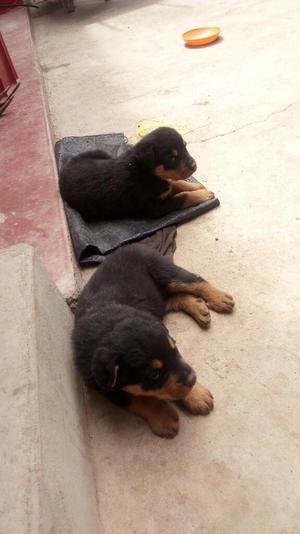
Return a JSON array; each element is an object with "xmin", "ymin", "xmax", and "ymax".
[{"xmin": 182, "ymin": 27, "xmax": 221, "ymax": 47}]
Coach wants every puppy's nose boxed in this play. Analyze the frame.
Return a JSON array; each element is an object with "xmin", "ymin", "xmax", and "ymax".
[
  {"xmin": 189, "ymin": 159, "xmax": 197, "ymax": 172},
  {"xmin": 180, "ymin": 364, "xmax": 197, "ymax": 388},
  {"xmin": 184, "ymin": 371, "xmax": 197, "ymax": 388}
]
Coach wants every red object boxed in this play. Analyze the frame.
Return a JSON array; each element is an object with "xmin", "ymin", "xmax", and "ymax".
[
  {"xmin": 0, "ymin": 31, "xmax": 19, "ymax": 114},
  {"xmin": 0, "ymin": 0, "xmax": 21, "ymax": 15},
  {"xmin": 0, "ymin": 8, "xmax": 74, "ymax": 297}
]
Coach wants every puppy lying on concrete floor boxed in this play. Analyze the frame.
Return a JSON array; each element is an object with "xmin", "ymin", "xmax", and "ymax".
[
  {"xmin": 59, "ymin": 127, "xmax": 214, "ymax": 221},
  {"xmin": 73, "ymin": 244, "xmax": 234, "ymax": 438}
]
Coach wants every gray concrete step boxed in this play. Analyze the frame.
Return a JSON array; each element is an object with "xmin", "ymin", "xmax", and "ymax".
[{"xmin": 0, "ymin": 244, "xmax": 100, "ymax": 534}]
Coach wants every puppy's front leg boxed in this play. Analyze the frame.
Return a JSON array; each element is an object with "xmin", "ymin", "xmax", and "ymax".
[
  {"xmin": 148, "ymin": 188, "xmax": 215, "ymax": 217},
  {"xmin": 174, "ymin": 188, "xmax": 215, "ymax": 207},
  {"xmin": 170, "ymin": 180, "xmax": 206, "ymax": 194},
  {"xmin": 128, "ymin": 396, "xmax": 179, "ymax": 438},
  {"xmin": 159, "ymin": 179, "xmax": 206, "ymax": 200}
]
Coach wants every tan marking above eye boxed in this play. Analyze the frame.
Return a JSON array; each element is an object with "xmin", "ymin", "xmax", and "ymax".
[
  {"xmin": 172, "ymin": 149, "xmax": 178, "ymax": 157},
  {"xmin": 151, "ymin": 359, "xmax": 163, "ymax": 369}
]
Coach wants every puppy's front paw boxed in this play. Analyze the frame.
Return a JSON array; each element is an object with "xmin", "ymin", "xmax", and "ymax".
[
  {"xmin": 150, "ymin": 402, "xmax": 179, "ymax": 439},
  {"xmin": 182, "ymin": 188, "xmax": 215, "ymax": 208},
  {"xmin": 194, "ymin": 182, "xmax": 206, "ymax": 190},
  {"xmin": 195, "ymin": 189, "xmax": 215, "ymax": 202},
  {"xmin": 187, "ymin": 182, "xmax": 205, "ymax": 191},
  {"xmin": 181, "ymin": 383, "xmax": 214, "ymax": 415}
]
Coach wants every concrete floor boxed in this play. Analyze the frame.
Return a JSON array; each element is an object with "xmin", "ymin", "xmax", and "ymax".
[{"xmin": 32, "ymin": 1, "xmax": 300, "ymax": 532}]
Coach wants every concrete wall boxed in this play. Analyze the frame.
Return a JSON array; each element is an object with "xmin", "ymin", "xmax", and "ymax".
[{"xmin": 0, "ymin": 245, "xmax": 101, "ymax": 534}]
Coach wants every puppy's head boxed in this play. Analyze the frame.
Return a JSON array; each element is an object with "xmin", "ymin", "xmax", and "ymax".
[
  {"xmin": 91, "ymin": 313, "xmax": 196, "ymax": 400},
  {"xmin": 134, "ymin": 127, "xmax": 197, "ymax": 181}
]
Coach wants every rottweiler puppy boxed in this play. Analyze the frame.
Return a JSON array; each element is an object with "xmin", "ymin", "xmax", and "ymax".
[
  {"xmin": 59, "ymin": 127, "xmax": 214, "ymax": 221},
  {"xmin": 73, "ymin": 245, "xmax": 234, "ymax": 438}
]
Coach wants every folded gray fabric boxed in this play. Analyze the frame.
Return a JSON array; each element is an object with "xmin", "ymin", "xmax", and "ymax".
[{"xmin": 55, "ymin": 133, "xmax": 220, "ymax": 265}]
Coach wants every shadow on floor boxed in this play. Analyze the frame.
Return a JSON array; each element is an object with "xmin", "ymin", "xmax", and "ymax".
[{"xmin": 32, "ymin": 0, "xmax": 160, "ymax": 23}]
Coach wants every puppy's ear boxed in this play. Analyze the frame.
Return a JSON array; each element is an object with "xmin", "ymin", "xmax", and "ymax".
[
  {"xmin": 91, "ymin": 350, "xmax": 119, "ymax": 393},
  {"xmin": 135, "ymin": 142, "xmax": 155, "ymax": 171}
]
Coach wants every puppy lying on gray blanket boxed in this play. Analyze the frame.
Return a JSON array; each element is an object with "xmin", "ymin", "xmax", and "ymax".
[{"xmin": 59, "ymin": 127, "xmax": 214, "ymax": 221}]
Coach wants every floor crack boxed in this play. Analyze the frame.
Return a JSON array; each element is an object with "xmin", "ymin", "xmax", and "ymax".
[{"xmin": 200, "ymin": 101, "xmax": 299, "ymax": 143}]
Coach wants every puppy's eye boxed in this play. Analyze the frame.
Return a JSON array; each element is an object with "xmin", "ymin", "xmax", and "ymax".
[{"xmin": 151, "ymin": 369, "xmax": 161, "ymax": 380}]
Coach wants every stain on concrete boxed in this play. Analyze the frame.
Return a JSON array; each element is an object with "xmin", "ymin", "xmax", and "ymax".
[{"xmin": 40, "ymin": 62, "xmax": 71, "ymax": 73}]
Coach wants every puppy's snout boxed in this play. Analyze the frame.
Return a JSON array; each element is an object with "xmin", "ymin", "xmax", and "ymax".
[
  {"xmin": 184, "ymin": 370, "xmax": 197, "ymax": 388},
  {"xmin": 189, "ymin": 159, "xmax": 197, "ymax": 172}
]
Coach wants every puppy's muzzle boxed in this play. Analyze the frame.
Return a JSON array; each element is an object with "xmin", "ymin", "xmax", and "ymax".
[
  {"xmin": 179, "ymin": 365, "xmax": 197, "ymax": 388},
  {"xmin": 188, "ymin": 158, "xmax": 197, "ymax": 173},
  {"xmin": 180, "ymin": 158, "xmax": 197, "ymax": 178}
]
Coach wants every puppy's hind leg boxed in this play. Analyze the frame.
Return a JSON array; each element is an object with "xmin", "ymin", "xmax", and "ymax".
[
  {"xmin": 166, "ymin": 294, "xmax": 211, "ymax": 328},
  {"xmin": 136, "ymin": 245, "xmax": 234, "ymax": 314},
  {"xmin": 167, "ymin": 279, "xmax": 235, "ymax": 314}
]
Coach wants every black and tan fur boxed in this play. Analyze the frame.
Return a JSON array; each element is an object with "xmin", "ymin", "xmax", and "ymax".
[
  {"xmin": 59, "ymin": 127, "xmax": 214, "ymax": 221},
  {"xmin": 73, "ymin": 245, "xmax": 234, "ymax": 438}
]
